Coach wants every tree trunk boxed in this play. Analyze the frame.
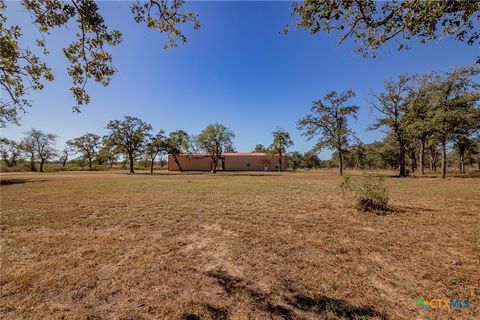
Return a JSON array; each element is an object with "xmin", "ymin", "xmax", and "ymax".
[
  {"xmin": 441, "ymin": 139, "xmax": 447, "ymax": 179},
  {"xmin": 419, "ymin": 139, "xmax": 425, "ymax": 175},
  {"xmin": 30, "ymin": 156, "xmax": 36, "ymax": 172},
  {"xmin": 40, "ymin": 159, "xmax": 45, "ymax": 172},
  {"xmin": 278, "ymin": 152, "xmax": 282, "ymax": 172},
  {"xmin": 5, "ymin": 158, "xmax": 14, "ymax": 167},
  {"xmin": 129, "ymin": 153, "xmax": 135, "ymax": 174},
  {"xmin": 150, "ymin": 159, "xmax": 154, "ymax": 174},
  {"xmin": 399, "ymin": 142, "xmax": 406, "ymax": 177},
  {"xmin": 459, "ymin": 150, "xmax": 465, "ymax": 174},
  {"xmin": 62, "ymin": 156, "xmax": 67, "ymax": 167},
  {"xmin": 211, "ymin": 157, "xmax": 217, "ymax": 174},
  {"xmin": 338, "ymin": 149, "xmax": 344, "ymax": 176},
  {"xmin": 410, "ymin": 150, "xmax": 416, "ymax": 173},
  {"xmin": 88, "ymin": 156, "xmax": 93, "ymax": 170},
  {"xmin": 172, "ymin": 154, "xmax": 183, "ymax": 172}
]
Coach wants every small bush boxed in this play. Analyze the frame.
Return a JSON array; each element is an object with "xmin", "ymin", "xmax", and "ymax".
[
  {"xmin": 340, "ymin": 173, "xmax": 389, "ymax": 213},
  {"xmin": 357, "ymin": 174, "xmax": 389, "ymax": 212}
]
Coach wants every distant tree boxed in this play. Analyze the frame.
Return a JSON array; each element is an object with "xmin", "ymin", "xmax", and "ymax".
[
  {"xmin": 452, "ymin": 108, "xmax": 480, "ymax": 174},
  {"xmin": 269, "ymin": 128, "xmax": 293, "ymax": 172},
  {"xmin": 105, "ymin": 116, "xmax": 152, "ymax": 174},
  {"xmin": 298, "ymin": 90, "xmax": 358, "ymax": 175},
  {"xmin": 370, "ymin": 76, "xmax": 411, "ymax": 177},
  {"xmin": 97, "ymin": 136, "xmax": 120, "ymax": 168},
  {"xmin": 303, "ymin": 151, "xmax": 321, "ymax": 169},
  {"xmin": 253, "ymin": 144, "xmax": 268, "ymax": 152},
  {"xmin": 67, "ymin": 133, "xmax": 101, "ymax": 170},
  {"xmin": 144, "ymin": 130, "xmax": 166, "ymax": 174},
  {"xmin": 196, "ymin": 123, "xmax": 235, "ymax": 173},
  {"xmin": 351, "ymin": 137, "xmax": 366, "ymax": 170},
  {"xmin": 21, "ymin": 129, "xmax": 57, "ymax": 172},
  {"xmin": 0, "ymin": 0, "xmax": 199, "ymax": 126},
  {"xmin": 164, "ymin": 130, "xmax": 190, "ymax": 172},
  {"xmin": 59, "ymin": 146, "xmax": 71, "ymax": 167},
  {"xmin": 0, "ymin": 138, "xmax": 20, "ymax": 167},
  {"xmin": 288, "ymin": 151, "xmax": 303, "ymax": 170},
  {"xmin": 289, "ymin": 1, "xmax": 480, "ymax": 57},
  {"xmin": 428, "ymin": 66, "xmax": 480, "ymax": 178}
]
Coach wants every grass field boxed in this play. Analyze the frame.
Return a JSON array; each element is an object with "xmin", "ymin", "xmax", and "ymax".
[{"xmin": 1, "ymin": 170, "xmax": 479, "ymax": 319}]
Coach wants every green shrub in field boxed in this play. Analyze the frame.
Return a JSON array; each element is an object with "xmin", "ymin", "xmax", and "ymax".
[
  {"xmin": 340, "ymin": 173, "xmax": 389, "ymax": 213},
  {"xmin": 357, "ymin": 174, "xmax": 389, "ymax": 212}
]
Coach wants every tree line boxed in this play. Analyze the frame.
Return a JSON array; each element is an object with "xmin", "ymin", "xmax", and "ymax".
[
  {"xmin": 1, "ymin": 65, "xmax": 478, "ymax": 177},
  {"xmin": 0, "ymin": 119, "xmax": 293, "ymax": 174},
  {"xmin": 296, "ymin": 65, "xmax": 480, "ymax": 178}
]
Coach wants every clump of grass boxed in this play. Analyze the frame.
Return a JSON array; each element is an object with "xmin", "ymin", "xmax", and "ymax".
[
  {"xmin": 340, "ymin": 173, "xmax": 389, "ymax": 213},
  {"xmin": 339, "ymin": 173, "xmax": 357, "ymax": 206}
]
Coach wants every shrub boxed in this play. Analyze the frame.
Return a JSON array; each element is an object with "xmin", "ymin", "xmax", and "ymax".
[
  {"xmin": 357, "ymin": 174, "xmax": 389, "ymax": 212},
  {"xmin": 340, "ymin": 173, "xmax": 389, "ymax": 213}
]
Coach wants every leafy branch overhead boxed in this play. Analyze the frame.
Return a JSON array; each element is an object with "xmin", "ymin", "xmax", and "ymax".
[
  {"xmin": 289, "ymin": 0, "xmax": 480, "ymax": 57},
  {"xmin": 0, "ymin": 0, "xmax": 199, "ymax": 126}
]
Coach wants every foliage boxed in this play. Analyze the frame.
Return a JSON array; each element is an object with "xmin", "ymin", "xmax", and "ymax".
[
  {"xmin": 195, "ymin": 123, "xmax": 235, "ymax": 173},
  {"xmin": 340, "ymin": 173, "xmax": 389, "ymax": 213},
  {"xmin": 20, "ymin": 128, "xmax": 57, "ymax": 172},
  {"xmin": 105, "ymin": 116, "xmax": 152, "ymax": 173},
  {"xmin": 288, "ymin": 151, "xmax": 303, "ymax": 170},
  {"xmin": 298, "ymin": 90, "xmax": 358, "ymax": 175},
  {"xmin": 289, "ymin": 0, "xmax": 480, "ymax": 57},
  {"xmin": 357, "ymin": 174, "xmax": 389, "ymax": 212},
  {"xmin": 0, "ymin": 137, "xmax": 19, "ymax": 167},
  {"xmin": 0, "ymin": 0, "xmax": 199, "ymax": 126},
  {"xmin": 270, "ymin": 128, "xmax": 293, "ymax": 172},
  {"xmin": 144, "ymin": 130, "xmax": 166, "ymax": 173},
  {"xmin": 369, "ymin": 76, "xmax": 412, "ymax": 176},
  {"xmin": 253, "ymin": 144, "xmax": 268, "ymax": 153},
  {"xmin": 66, "ymin": 132, "xmax": 100, "ymax": 169}
]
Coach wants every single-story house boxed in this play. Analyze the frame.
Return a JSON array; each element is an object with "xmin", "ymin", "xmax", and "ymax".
[{"xmin": 168, "ymin": 153, "xmax": 286, "ymax": 171}]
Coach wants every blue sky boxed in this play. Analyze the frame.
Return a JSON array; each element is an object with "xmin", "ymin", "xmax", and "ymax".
[{"xmin": 1, "ymin": 1, "xmax": 478, "ymax": 159}]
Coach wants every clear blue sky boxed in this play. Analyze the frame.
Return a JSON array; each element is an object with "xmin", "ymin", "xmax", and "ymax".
[{"xmin": 1, "ymin": 1, "xmax": 478, "ymax": 159}]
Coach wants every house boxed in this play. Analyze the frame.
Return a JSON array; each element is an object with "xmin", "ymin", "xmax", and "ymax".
[{"xmin": 167, "ymin": 153, "xmax": 286, "ymax": 171}]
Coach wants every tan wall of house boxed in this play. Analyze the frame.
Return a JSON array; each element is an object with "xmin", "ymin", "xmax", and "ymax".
[
  {"xmin": 223, "ymin": 155, "xmax": 285, "ymax": 171},
  {"xmin": 168, "ymin": 153, "xmax": 286, "ymax": 171},
  {"xmin": 168, "ymin": 154, "xmax": 212, "ymax": 171}
]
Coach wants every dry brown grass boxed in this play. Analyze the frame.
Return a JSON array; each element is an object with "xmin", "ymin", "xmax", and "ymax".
[{"xmin": 1, "ymin": 170, "xmax": 479, "ymax": 319}]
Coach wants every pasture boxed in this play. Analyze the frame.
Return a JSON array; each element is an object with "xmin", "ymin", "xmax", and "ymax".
[{"xmin": 1, "ymin": 170, "xmax": 479, "ymax": 319}]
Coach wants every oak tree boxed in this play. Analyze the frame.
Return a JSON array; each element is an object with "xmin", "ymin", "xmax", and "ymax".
[
  {"xmin": 195, "ymin": 123, "xmax": 235, "ymax": 173},
  {"xmin": 67, "ymin": 133, "xmax": 100, "ymax": 170},
  {"xmin": 298, "ymin": 90, "xmax": 358, "ymax": 175},
  {"xmin": 105, "ymin": 116, "xmax": 152, "ymax": 174}
]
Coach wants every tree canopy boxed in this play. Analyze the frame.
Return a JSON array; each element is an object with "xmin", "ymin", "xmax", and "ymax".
[
  {"xmin": 105, "ymin": 116, "xmax": 152, "ymax": 174},
  {"xmin": 0, "ymin": 0, "xmax": 199, "ymax": 126},
  {"xmin": 289, "ymin": 0, "xmax": 480, "ymax": 57},
  {"xmin": 195, "ymin": 123, "xmax": 235, "ymax": 173},
  {"xmin": 298, "ymin": 90, "xmax": 358, "ymax": 175}
]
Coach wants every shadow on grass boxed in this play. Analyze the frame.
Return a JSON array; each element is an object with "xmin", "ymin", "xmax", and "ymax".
[
  {"xmin": 287, "ymin": 293, "xmax": 389, "ymax": 319},
  {"xmin": 204, "ymin": 269, "xmax": 388, "ymax": 320},
  {"xmin": 390, "ymin": 205, "xmax": 436, "ymax": 215},
  {"xmin": 0, "ymin": 179, "xmax": 48, "ymax": 186}
]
